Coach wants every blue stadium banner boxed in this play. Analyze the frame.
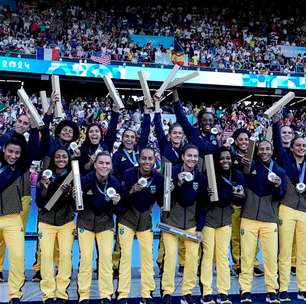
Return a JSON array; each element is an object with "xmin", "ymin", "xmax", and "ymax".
[
  {"xmin": 278, "ymin": 45, "xmax": 306, "ymax": 58},
  {"xmin": 130, "ymin": 34, "xmax": 174, "ymax": 48},
  {"xmin": 0, "ymin": 56, "xmax": 305, "ymax": 90}
]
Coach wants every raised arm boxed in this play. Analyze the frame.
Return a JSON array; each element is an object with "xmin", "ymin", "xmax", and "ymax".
[
  {"xmin": 272, "ymin": 114, "xmax": 290, "ymax": 165},
  {"xmin": 27, "ymin": 127, "xmax": 40, "ymax": 161},
  {"xmin": 153, "ymin": 112, "xmax": 168, "ymax": 151},
  {"xmin": 103, "ymin": 110, "xmax": 120, "ymax": 152},
  {"xmin": 39, "ymin": 93, "xmax": 57, "ymax": 158},
  {"xmin": 20, "ymin": 121, "xmax": 40, "ymax": 173},
  {"xmin": 173, "ymin": 89, "xmax": 195, "ymax": 139},
  {"xmin": 137, "ymin": 112, "xmax": 151, "ymax": 150}
]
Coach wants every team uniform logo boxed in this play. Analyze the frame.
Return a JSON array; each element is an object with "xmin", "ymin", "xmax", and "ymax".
[
  {"xmin": 150, "ymin": 185, "xmax": 156, "ymax": 194},
  {"xmin": 279, "ymin": 219, "xmax": 283, "ymax": 226},
  {"xmin": 193, "ymin": 182, "xmax": 198, "ymax": 191}
]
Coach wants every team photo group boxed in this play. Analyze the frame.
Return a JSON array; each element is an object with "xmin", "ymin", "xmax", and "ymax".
[{"xmin": 0, "ymin": 66, "xmax": 305, "ymax": 304}]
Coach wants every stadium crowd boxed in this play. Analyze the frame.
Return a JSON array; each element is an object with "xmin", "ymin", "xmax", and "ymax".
[{"xmin": 0, "ymin": 0, "xmax": 305, "ymax": 73}]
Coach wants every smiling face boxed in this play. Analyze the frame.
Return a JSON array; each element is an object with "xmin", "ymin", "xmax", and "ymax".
[
  {"xmin": 182, "ymin": 148, "xmax": 199, "ymax": 171},
  {"xmin": 3, "ymin": 143, "xmax": 22, "ymax": 165},
  {"xmin": 235, "ymin": 133, "xmax": 249, "ymax": 152},
  {"xmin": 280, "ymin": 126, "xmax": 294, "ymax": 146},
  {"xmin": 88, "ymin": 125, "xmax": 102, "ymax": 145},
  {"xmin": 59, "ymin": 126, "xmax": 74, "ymax": 142},
  {"xmin": 139, "ymin": 149, "xmax": 155, "ymax": 174},
  {"xmin": 257, "ymin": 141, "xmax": 273, "ymax": 164},
  {"xmin": 200, "ymin": 113, "xmax": 214, "ymax": 132},
  {"xmin": 94, "ymin": 154, "xmax": 112, "ymax": 178},
  {"xmin": 291, "ymin": 137, "xmax": 306, "ymax": 159},
  {"xmin": 169, "ymin": 125, "xmax": 184, "ymax": 146},
  {"xmin": 122, "ymin": 130, "xmax": 137, "ymax": 151},
  {"xmin": 14, "ymin": 115, "xmax": 30, "ymax": 134},
  {"xmin": 219, "ymin": 150, "xmax": 232, "ymax": 171},
  {"xmin": 54, "ymin": 149, "xmax": 69, "ymax": 169}
]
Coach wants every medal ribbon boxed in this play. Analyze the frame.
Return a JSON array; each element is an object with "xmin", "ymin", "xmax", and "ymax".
[
  {"xmin": 123, "ymin": 149, "xmax": 138, "ymax": 166},
  {"xmin": 296, "ymin": 161, "xmax": 306, "ymax": 183}
]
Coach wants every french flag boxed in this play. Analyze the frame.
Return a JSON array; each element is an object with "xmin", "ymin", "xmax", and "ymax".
[{"xmin": 36, "ymin": 48, "xmax": 60, "ymax": 61}]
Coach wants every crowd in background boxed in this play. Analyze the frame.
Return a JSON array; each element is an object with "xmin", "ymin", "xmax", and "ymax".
[{"xmin": 0, "ymin": 0, "xmax": 305, "ymax": 73}]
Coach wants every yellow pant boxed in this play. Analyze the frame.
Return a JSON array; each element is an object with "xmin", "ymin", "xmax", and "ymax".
[
  {"xmin": 239, "ymin": 218, "xmax": 278, "ymax": 293},
  {"xmin": 201, "ymin": 225, "xmax": 232, "ymax": 295},
  {"xmin": 162, "ymin": 227, "xmax": 200, "ymax": 296},
  {"xmin": 38, "ymin": 221, "xmax": 75, "ymax": 301},
  {"xmin": 278, "ymin": 205, "xmax": 306, "ymax": 292},
  {"xmin": 0, "ymin": 196, "xmax": 30, "ymax": 272},
  {"xmin": 157, "ymin": 235, "xmax": 185, "ymax": 268},
  {"xmin": 117, "ymin": 224, "xmax": 155, "ymax": 299},
  {"xmin": 78, "ymin": 228, "xmax": 114, "ymax": 300},
  {"xmin": 33, "ymin": 237, "xmax": 60, "ymax": 272},
  {"xmin": 0, "ymin": 214, "xmax": 25, "ymax": 299},
  {"xmin": 231, "ymin": 206, "xmax": 259, "ymax": 269}
]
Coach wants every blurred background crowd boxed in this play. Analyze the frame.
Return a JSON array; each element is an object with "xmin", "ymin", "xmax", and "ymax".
[{"xmin": 0, "ymin": 0, "xmax": 305, "ymax": 73}]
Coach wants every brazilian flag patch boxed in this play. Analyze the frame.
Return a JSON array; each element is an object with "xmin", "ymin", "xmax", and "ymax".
[
  {"xmin": 279, "ymin": 219, "xmax": 283, "ymax": 226},
  {"xmin": 240, "ymin": 228, "xmax": 245, "ymax": 236}
]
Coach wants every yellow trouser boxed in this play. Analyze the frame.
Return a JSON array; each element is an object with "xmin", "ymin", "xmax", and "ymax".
[
  {"xmin": 33, "ymin": 237, "xmax": 60, "ymax": 272},
  {"xmin": 278, "ymin": 205, "xmax": 306, "ymax": 292},
  {"xmin": 239, "ymin": 218, "xmax": 278, "ymax": 293},
  {"xmin": 157, "ymin": 234, "xmax": 186, "ymax": 267},
  {"xmin": 0, "ymin": 196, "xmax": 31, "ymax": 272},
  {"xmin": 231, "ymin": 206, "xmax": 259, "ymax": 269},
  {"xmin": 201, "ymin": 225, "xmax": 232, "ymax": 295},
  {"xmin": 0, "ymin": 214, "xmax": 25, "ymax": 299},
  {"xmin": 38, "ymin": 221, "xmax": 75, "ymax": 301},
  {"xmin": 162, "ymin": 227, "xmax": 200, "ymax": 296},
  {"xmin": 117, "ymin": 224, "xmax": 155, "ymax": 299},
  {"xmin": 78, "ymin": 228, "xmax": 114, "ymax": 300}
]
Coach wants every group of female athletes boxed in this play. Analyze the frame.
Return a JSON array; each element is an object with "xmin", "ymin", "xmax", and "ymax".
[{"xmin": 0, "ymin": 89, "xmax": 305, "ymax": 304}]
